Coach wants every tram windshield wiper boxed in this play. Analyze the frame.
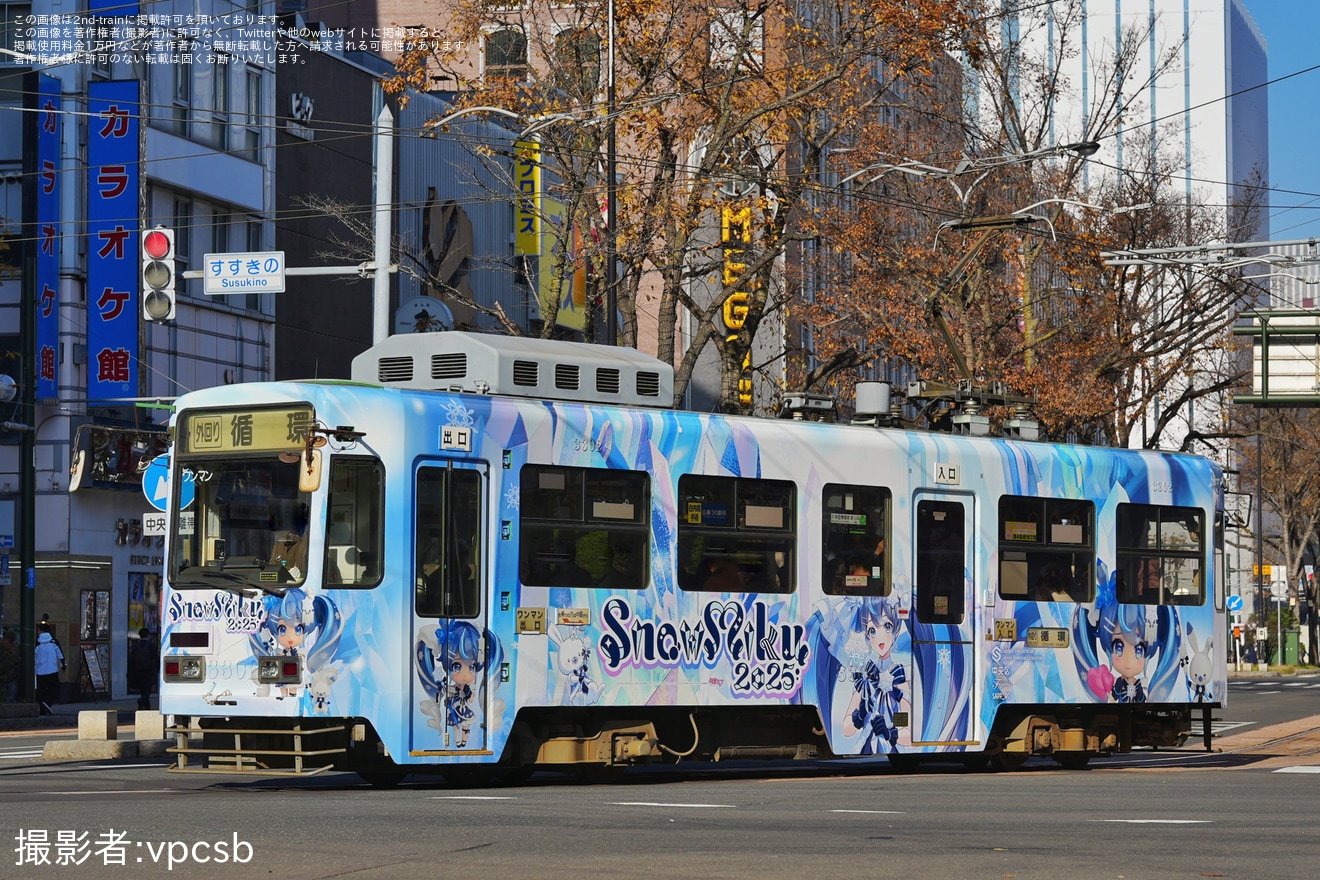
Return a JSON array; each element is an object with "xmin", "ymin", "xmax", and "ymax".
[{"xmin": 182, "ymin": 568, "xmax": 288, "ymax": 598}]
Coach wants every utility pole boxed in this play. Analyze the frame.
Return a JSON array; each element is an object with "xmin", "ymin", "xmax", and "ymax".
[
  {"xmin": 372, "ymin": 105, "xmax": 394, "ymax": 344},
  {"xmin": 605, "ymin": 0, "xmax": 618, "ymax": 346}
]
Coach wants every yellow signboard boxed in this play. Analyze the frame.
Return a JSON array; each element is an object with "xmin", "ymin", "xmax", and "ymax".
[
  {"xmin": 514, "ymin": 139, "xmax": 541, "ymax": 257},
  {"xmin": 182, "ymin": 406, "xmax": 314, "ymax": 454},
  {"xmin": 1253, "ymin": 564, "xmax": 1273, "ymax": 577}
]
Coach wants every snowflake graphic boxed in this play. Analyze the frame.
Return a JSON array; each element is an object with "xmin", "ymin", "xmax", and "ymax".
[
  {"xmin": 937, "ymin": 645, "xmax": 952, "ymax": 667},
  {"xmin": 442, "ymin": 399, "xmax": 476, "ymax": 428},
  {"xmin": 504, "ymin": 484, "xmax": 520, "ymax": 511}
]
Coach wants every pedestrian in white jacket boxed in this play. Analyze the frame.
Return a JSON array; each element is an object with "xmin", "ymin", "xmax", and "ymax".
[{"xmin": 34, "ymin": 630, "xmax": 64, "ymax": 714}]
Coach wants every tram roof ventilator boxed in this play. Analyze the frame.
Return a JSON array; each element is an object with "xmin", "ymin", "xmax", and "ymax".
[{"xmin": 351, "ymin": 332, "xmax": 675, "ymax": 408}]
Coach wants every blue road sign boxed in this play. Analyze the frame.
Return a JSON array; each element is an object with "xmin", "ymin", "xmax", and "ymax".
[
  {"xmin": 142, "ymin": 455, "xmax": 194, "ymax": 512},
  {"xmin": 1227, "ymin": 594, "xmax": 1244, "ymax": 612}
]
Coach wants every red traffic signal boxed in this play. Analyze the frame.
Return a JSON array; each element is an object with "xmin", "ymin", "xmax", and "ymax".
[
  {"xmin": 141, "ymin": 226, "xmax": 176, "ymax": 321},
  {"xmin": 143, "ymin": 229, "xmax": 171, "ymax": 260}
]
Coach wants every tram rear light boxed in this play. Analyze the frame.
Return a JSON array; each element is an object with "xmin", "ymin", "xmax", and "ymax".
[
  {"xmin": 164, "ymin": 659, "xmax": 179, "ymax": 676},
  {"xmin": 283, "ymin": 661, "xmax": 300, "ymax": 678}
]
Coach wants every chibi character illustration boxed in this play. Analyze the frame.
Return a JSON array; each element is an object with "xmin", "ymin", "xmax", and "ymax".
[
  {"xmin": 550, "ymin": 624, "xmax": 601, "ymax": 707},
  {"xmin": 248, "ymin": 589, "xmax": 344, "ymax": 698},
  {"xmin": 1073, "ymin": 573, "xmax": 1181, "ymax": 704},
  {"xmin": 841, "ymin": 596, "xmax": 911, "ymax": 754},
  {"xmin": 1180, "ymin": 623, "xmax": 1214, "ymax": 702},
  {"xmin": 308, "ymin": 664, "xmax": 339, "ymax": 714},
  {"xmin": 416, "ymin": 621, "xmax": 503, "ymax": 748}
]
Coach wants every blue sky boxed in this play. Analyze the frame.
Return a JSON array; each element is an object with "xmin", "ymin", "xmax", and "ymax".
[{"xmin": 1246, "ymin": 1, "xmax": 1320, "ymax": 241}]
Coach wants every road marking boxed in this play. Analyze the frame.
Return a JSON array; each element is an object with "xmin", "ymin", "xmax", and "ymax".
[
  {"xmin": 1096, "ymin": 819, "xmax": 1210, "ymax": 824},
  {"xmin": 1273, "ymin": 766, "xmax": 1320, "ymax": 774},
  {"xmin": 432, "ymin": 796, "xmax": 515, "ymax": 800},
  {"xmin": 610, "ymin": 802, "xmax": 735, "ymax": 809},
  {"xmin": 0, "ymin": 751, "xmax": 44, "ymax": 759},
  {"xmin": 1212, "ymin": 721, "xmax": 1257, "ymax": 734},
  {"xmin": 830, "ymin": 809, "xmax": 906, "ymax": 814}
]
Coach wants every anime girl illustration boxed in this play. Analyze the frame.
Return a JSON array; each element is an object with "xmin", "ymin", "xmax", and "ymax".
[
  {"xmin": 801, "ymin": 593, "xmax": 912, "ymax": 755},
  {"xmin": 248, "ymin": 589, "xmax": 344, "ymax": 699},
  {"xmin": 550, "ymin": 624, "xmax": 601, "ymax": 707},
  {"xmin": 843, "ymin": 596, "xmax": 912, "ymax": 754},
  {"xmin": 416, "ymin": 621, "xmax": 504, "ymax": 748},
  {"xmin": 1073, "ymin": 573, "xmax": 1181, "ymax": 703}
]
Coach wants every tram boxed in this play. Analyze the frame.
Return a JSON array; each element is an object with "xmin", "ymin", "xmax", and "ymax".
[{"xmin": 156, "ymin": 332, "xmax": 1226, "ymax": 781}]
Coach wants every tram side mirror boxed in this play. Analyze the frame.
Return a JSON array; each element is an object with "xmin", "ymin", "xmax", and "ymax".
[
  {"xmin": 69, "ymin": 448, "xmax": 86, "ymax": 493},
  {"xmin": 299, "ymin": 448, "xmax": 323, "ymax": 494}
]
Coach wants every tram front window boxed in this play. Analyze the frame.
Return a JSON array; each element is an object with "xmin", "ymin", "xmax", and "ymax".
[{"xmin": 170, "ymin": 455, "xmax": 311, "ymax": 589}]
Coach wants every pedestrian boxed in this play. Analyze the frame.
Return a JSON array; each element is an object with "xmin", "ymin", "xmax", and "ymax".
[
  {"xmin": 34, "ymin": 629, "xmax": 65, "ymax": 714},
  {"xmin": 131, "ymin": 627, "xmax": 158, "ymax": 711},
  {"xmin": 39, "ymin": 614, "xmax": 62, "ymax": 652}
]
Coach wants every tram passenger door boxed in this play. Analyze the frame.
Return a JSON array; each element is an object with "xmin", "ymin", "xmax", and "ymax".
[
  {"xmin": 910, "ymin": 492, "xmax": 976, "ymax": 749},
  {"xmin": 411, "ymin": 462, "xmax": 491, "ymax": 755}
]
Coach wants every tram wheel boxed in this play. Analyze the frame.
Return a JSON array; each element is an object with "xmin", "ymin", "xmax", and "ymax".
[
  {"xmin": 886, "ymin": 754, "xmax": 922, "ymax": 773},
  {"xmin": 357, "ymin": 769, "xmax": 406, "ymax": 788},
  {"xmin": 1054, "ymin": 753, "xmax": 1091, "ymax": 771},
  {"xmin": 444, "ymin": 767, "xmax": 497, "ymax": 788},
  {"xmin": 960, "ymin": 753, "xmax": 990, "ymax": 771},
  {"xmin": 991, "ymin": 752, "xmax": 1027, "ymax": 772},
  {"xmin": 497, "ymin": 767, "xmax": 534, "ymax": 786},
  {"xmin": 577, "ymin": 764, "xmax": 626, "ymax": 785}
]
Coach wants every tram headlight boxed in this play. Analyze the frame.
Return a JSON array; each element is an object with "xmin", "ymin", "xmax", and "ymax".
[
  {"xmin": 256, "ymin": 655, "xmax": 301, "ymax": 684},
  {"xmin": 164, "ymin": 656, "xmax": 206, "ymax": 681}
]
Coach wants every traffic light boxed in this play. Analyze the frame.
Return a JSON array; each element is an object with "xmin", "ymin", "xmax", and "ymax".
[{"xmin": 141, "ymin": 226, "xmax": 175, "ymax": 321}]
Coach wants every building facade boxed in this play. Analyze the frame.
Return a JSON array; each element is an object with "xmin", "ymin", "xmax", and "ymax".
[{"xmin": 0, "ymin": 0, "xmax": 280, "ymax": 699}]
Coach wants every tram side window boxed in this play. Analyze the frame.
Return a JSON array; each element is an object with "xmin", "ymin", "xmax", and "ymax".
[
  {"xmin": 677, "ymin": 474, "xmax": 796, "ymax": 593},
  {"xmin": 915, "ymin": 500, "xmax": 964, "ymax": 624},
  {"xmin": 416, "ymin": 467, "xmax": 484, "ymax": 618},
  {"xmin": 1115, "ymin": 503, "xmax": 1204, "ymax": 606},
  {"xmin": 997, "ymin": 496, "xmax": 1095, "ymax": 603},
  {"xmin": 822, "ymin": 484, "xmax": 891, "ymax": 596},
  {"xmin": 324, "ymin": 458, "xmax": 384, "ymax": 587},
  {"xmin": 519, "ymin": 466, "xmax": 650, "ymax": 589}
]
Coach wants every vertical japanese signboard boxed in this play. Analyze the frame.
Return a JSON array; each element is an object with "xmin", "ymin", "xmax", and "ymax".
[
  {"xmin": 86, "ymin": 80, "xmax": 139, "ymax": 402},
  {"xmin": 514, "ymin": 139, "xmax": 540, "ymax": 257},
  {"xmin": 35, "ymin": 75, "xmax": 60, "ymax": 403}
]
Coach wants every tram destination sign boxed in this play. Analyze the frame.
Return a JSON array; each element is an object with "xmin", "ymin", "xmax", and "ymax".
[
  {"xmin": 182, "ymin": 406, "xmax": 314, "ymax": 454},
  {"xmin": 203, "ymin": 251, "xmax": 286, "ymax": 294}
]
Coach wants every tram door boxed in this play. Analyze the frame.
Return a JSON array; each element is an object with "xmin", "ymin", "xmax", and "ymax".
[
  {"xmin": 411, "ymin": 461, "xmax": 491, "ymax": 755},
  {"xmin": 910, "ymin": 491, "xmax": 977, "ymax": 750}
]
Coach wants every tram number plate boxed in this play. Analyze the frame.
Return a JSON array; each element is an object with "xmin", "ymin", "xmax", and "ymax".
[
  {"xmin": 994, "ymin": 618, "xmax": 1017, "ymax": 641},
  {"xmin": 1026, "ymin": 627, "xmax": 1070, "ymax": 648},
  {"xmin": 516, "ymin": 607, "xmax": 547, "ymax": 634}
]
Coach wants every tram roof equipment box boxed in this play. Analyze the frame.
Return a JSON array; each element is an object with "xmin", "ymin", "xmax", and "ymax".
[{"xmin": 351, "ymin": 331, "xmax": 674, "ymax": 408}]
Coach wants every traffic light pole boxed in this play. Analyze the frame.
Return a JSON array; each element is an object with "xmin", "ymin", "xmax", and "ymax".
[{"xmin": 1257, "ymin": 430, "xmax": 1266, "ymax": 667}]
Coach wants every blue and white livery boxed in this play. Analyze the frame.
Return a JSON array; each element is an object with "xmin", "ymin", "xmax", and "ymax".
[{"xmin": 158, "ymin": 332, "xmax": 1226, "ymax": 781}]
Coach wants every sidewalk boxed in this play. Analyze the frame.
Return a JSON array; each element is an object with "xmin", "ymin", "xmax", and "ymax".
[{"xmin": 0, "ymin": 697, "xmax": 148, "ymax": 733}]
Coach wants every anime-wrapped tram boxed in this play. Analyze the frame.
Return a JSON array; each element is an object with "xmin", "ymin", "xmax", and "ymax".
[{"xmin": 156, "ymin": 332, "xmax": 1225, "ymax": 782}]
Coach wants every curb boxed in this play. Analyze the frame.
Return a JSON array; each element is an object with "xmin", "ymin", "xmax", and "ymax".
[{"xmin": 40, "ymin": 739, "xmax": 171, "ymax": 761}]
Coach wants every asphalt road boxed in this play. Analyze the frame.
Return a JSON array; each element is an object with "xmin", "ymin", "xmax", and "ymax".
[{"xmin": 1, "ymin": 674, "xmax": 1317, "ymax": 880}]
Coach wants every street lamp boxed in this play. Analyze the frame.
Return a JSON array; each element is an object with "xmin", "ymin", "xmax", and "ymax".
[
  {"xmin": 834, "ymin": 140, "xmax": 1104, "ymax": 380},
  {"xmin": 424, "ymin": 100, "xmax": 617, "ymax": 342},
  {"xmin": 839, "ymin": 140, "xmax": 1104, "ymax": 230}
]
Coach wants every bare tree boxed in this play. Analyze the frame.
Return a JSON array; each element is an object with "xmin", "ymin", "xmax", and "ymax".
[{"xmin": 386, "ymin": 0, "xmax": 968, "ymax": 409}]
